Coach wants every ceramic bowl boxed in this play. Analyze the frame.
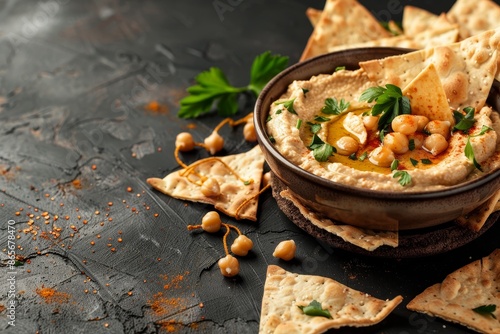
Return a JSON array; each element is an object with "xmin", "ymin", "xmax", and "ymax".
[{"xmin": 254, "ymin": 47, "xmax": 500, "ymax": 231}]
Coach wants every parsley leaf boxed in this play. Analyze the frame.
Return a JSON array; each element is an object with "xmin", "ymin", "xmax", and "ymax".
[
  {"xmin": 302, "ymin": 88, "xmax": 309, "ymax": 96},
  {"xmin": 178, "ymin": 51, "xmax": 288, "ymax": 118},
  {"xmin": 421, "ymin": 159, "xmax": 432, "ymax": 165},
  {"xmin": 453, "ymin": 107, "xmax": 476, "ymax": 132},
  {"xmin": 308, "ymin": 134, "xmax": 335, "ymax": 162},
  {"xmin": 473, "ymin": 304, "xmax": 497, "ymax": 319},
  {"xmin": 410, "ymin": 158, "xmax": 418, "ymax": 167},
  {"xmin": 390, "ymin": 159, "xmax": 399, "ymax": 171},
  {"xmin": 335, "ymin": 66, "xmax": 346, "ymax": 72},
  {"xmin": 298, "ymin": 300, "xmax": 332, "ymax": 319},
  {"xmin": 408, "ymin": 138, "xmax": 415, "ymax": 151},
  {"xmin": 359, "ymin": 152, "xmax": 368, "ymax": 161},
  {"xmin": 309, "ymin": 123, "xmax": 322, "ymax": 134},
  {"xmin": 359, "ymin": 84, "xmax": 411, "ymax": 131},
  {"xmin": 465, "ymin": 137, "xmax": 483, "ymax": 171},
  {"xmin": 274, "ymin": 98, "xmax": 297, "ymax": 114},
  {"xmin": 314, "ymin": 115, "xmax": 331, "ymax": 122},
  {"xmin": 393, "ymin": 170, "xmax": 412, "ymax": 186},
  {"xmin": 296, "ymin": 119, "xmax": 303, "ymax": 129},
  {"xmin": 322, "ymin": 98, "xmax": 350, "ymax": 115}
]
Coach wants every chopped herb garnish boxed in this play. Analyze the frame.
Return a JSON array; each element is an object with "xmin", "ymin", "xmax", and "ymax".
[
  {"xmin": 302, "ymin": 88, "xmax": 310, "ymax": 96},
  {"xmin": 178, "ymin": 51, "xmax": 288, "ymax": 118},
  {"xmin": 309, "ymin": 123, "xmax": 322, "ymax": 134},
  {"xmin": 266, "ymin": 115, "xmax": 272, "ymax": 122},
  {"xmin": 276, "ymin": 109, "xmax": 282, "ymax": 114},
  {"xmin": 322, "ymin": 97, "xmax": 350, "ymax": 115},
  {"xmin": 465, "ymin": 137, "xmax": 483, "ymax": 171},
  {"xmin": 308, "ymin": 134, "xmax": 335, "ymax": 162},
  {"xmin": 408, "ymin": 138, "xmax": 415, "ymax": 151},
  {"xmin": 379, "ymin": 129, "xmax": 386, "ymax": 143},
  {"xmin": 274, "ymin": 98, "xmax": 297, "ymax": 114},
  {"xmin": 335, "ymin": 66, "xmax": 346, "ymax": 72},
  {"xmin": 298, "ymin": 300, "xmax": 332, "ymax": 319},
  {"xmin": 390, "ymin": 159, "xmax": 399, "ymax": 171},
  {"xmin": 410, "ymin": 158, "xmax": 418, "ymax": 167},
  {"xmin": 314, "ymin": 115, "xmax": 331, "ymax": 122},
  {"xmin": 296, "ymin": 119, "xmax": 303, "ymax": 129},
  {"xmin": 269, "ymin": 135, "xmax": 275, "ymax": 143},
  {"xmin": 243, "ymin": 180, "xmax": 251, "ymax": 185},
  {"xmin": 359, "ymin": 84, "xmax": 411, "ymax": 131},
  {"xmin": 358, "ymin": 152, "xmax": 368, "ymax": 161},
  {"xmin": 473, "ymin": 304, "xmax": 496, "ymax": 319},
  {"xmin": 473, "ymin": 125, "xmax": 493, "ymax": 137},
  {"xmin": 421, "ymin": 159, "xmax": 432, "ymax": 165},
  {"xmin": 14, "ymin": 260, "xmax": 24, "ymax": 266},
  {"xmin": 393, "ymin": 170, "xmax": 412, "ymax": 186},
  {"xmin": 349, "ymin": 153, "xmax": 357, "ymax": 160},
  {"xmin": 453, "ymin": 107, "xmax": 476, "ymax": 132}
]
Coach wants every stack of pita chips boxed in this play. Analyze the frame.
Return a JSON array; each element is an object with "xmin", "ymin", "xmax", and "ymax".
[{"xmin": 301, "ymin": 0, "xmax": 500, "ymax": 61}]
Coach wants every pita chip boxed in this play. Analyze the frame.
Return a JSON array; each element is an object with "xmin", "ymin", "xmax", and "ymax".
[
  {"xmin": 280, "ymin": 189, "xmax": 398, "ymax": 251},
  {"xmin": 147, "ymin": 145, "xmax": 265, "ymax": 221},
  {"xmin": 403, "ymin": 7, "xmax": 455, "ymax": 37},
  {"xmin": 260, "ymin": 265, "xmax": 403, "ymax": 334},
  {"xmin": 402, "ymin": 63, "xmax": 454, "ymax": 124},
  {"xmin": 306, "ymin": 7, "xmax": 322, "ymax": 27},
  {"xmin": 448, "ymin": 0, "xmax": 500, "ymax": 40},
  {"xmin": 455, "ymin": 190, "xmax": 500, "ymax": 231},
  {"xmin": 407, "ymin": 249, "xmax": 500, "ymax": 334},
  {"xmin": 359, "ymin": 28, "xmax": 500, "ymax": 111},
  {"xmin": 300, "ymin": 0, "xmax": 391, "ymax": 61}
]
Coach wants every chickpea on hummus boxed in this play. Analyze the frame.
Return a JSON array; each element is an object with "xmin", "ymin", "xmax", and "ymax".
[{"xmin": 266, "ymin": 31, "xmax": 500, "ymax": 191}]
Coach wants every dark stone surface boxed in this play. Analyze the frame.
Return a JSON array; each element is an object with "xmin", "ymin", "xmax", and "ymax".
[{"xmin": 0, "ymin": 1, "xmax": 498, "ymax": 333}]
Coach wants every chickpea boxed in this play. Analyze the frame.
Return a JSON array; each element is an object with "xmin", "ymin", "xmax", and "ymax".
[
  {"xmin": 175, "ymin": 132, "xmax": 195, "ymax": 152},
  {"xmin": 336, "ymin": 136, "xmax": 358, "ymax": 156},
  {"xmin": 218, "ymin": 254, "xmax": 239, "ymax": 277},
  {"xmin": 201, "ymin": 178, "xmax": 220, "ymax": 197},
  {"xmin": 391, "ymin": 115, "xmax": 418, "ymax": 135},
  {"xmin": 273, "ymin": 240, "xmax": 296, "ymax": 261},
  {"xmin": 423, "ymin": 134, "xmax": 449, "ymax": 156},
  {"xmin": 262, "ymin": 172, "xmax": 271, "ymax": 188},
  {"xmin": 424, "ymin": 120, "xmax": 451, "ymax": 139},
  {"xmin": 369, "ymin": 146, "xmax": 395, "ymax": 167},
  {"xmin": 363, "ymin": 115, "xmax": 379, "ymax": 131},
  {"xmin": 201, "ymin": 211, "xmax": 222, "ymax": 233},
  {"xmin": 408, "ymin": 133, "xmax": 424, "ymax": 150},
  {"xmin": 415, "ymin": 115, "xmax": 430, "ymax": 131},
  {"xmin": 243, "ymin": 120, "xmax": 257, "ymax": 142},
  {"xmin": 383, "ymin": 132, "xmax": 409, "ymax": 154},
  {"xmin": 204, "ymin": 131, "xmax": 224, "ymax": 155},
  {"xmin": 231, "ymin": 235, "xmax": 254, "ymax": 256}
]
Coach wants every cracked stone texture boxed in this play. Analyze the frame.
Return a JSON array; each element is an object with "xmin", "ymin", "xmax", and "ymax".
[{"xmin": 0, "ymin": 0, "xmax": 499, "ymax": 333}]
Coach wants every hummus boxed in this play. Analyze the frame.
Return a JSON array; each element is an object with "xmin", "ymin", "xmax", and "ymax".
[{"xmin": 266, "ymin": 69, "xmax": 500, "ymax": 192}]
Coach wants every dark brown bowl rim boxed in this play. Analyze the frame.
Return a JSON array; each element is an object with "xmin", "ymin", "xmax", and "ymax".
[{"xmin": 255, "ymin": 47, "xmax": 500, "ymax": 201}]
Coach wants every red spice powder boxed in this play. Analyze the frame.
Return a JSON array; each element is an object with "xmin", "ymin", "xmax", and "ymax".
[{"xmin": 36, "ymin": 286, "xmax": 71, "ymax": 304}]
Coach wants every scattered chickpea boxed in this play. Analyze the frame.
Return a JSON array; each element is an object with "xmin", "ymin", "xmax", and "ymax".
[
  {"xmin": 424, "ymin": 120, "xmax": 451, "ymax": 139},
  {"xmin": 243, "ymin": 120, "xmax": 257, "ymax": 142},
  {"xmin": 391, "ymin": 115, "xmax": 418, "ymax": 135},
  {"xmin": 273, "ymin": 240, "xmax": 296, "ymax": 261},
  {"xmin": 383, "ymin": 132, "xmax": 409, "ymax": 154},
  {"xmin": 175, "ymin": 132, "xmax": 195, "ymax": 152},
  {"xmin": 336, "ymin": 136, "xmax": 358, "ymax": 156},
  {"xmin": 362, "ymin": 115, "xmax": 379, "ymax": 131},
  {"xmin": 230, "ymin": 235, "xmax": 253, "ymax": 256},
  {"xmin": 218, "ymin": 254, "xmax": 239, "ymax": 277},
  {"xmin": 414, "ymin": 115, "xmax": 430, "ymax": 131},
  {"xmin": 200, "ymin": 178, "xmax": 221, "ymax": 197},
  {"xmin": 201, "ymin": 211, "xmax": 222, "ymax": 233},
  {"xmin": 369, "ymin": 146, "xmax": 395, "ymax": 167},
  {"xmin": 204, "ymin": 131, "xmax": 224, "ymax": 155},
  {"xmin": 423, "ymin": 133, "xmax": 449, "ymax": 156}
]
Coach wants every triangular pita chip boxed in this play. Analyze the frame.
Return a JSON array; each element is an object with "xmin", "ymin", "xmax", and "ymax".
[
  {"xmin": 403, "ymin": 63, "xmax": 454, "ymax": 123},
  {"xmin": 455, "ymin": 190, "xmax": 500, "ymax": 231},
  {"xmin": 407, "ymin": 249, "xmax": 500, "ymax": 334},
  {"xmin": 359, "ymin": 28, "xmax": 500, "ymax": 111},
  {"xmin": 280, "ymin": 189, "xmax": 398, "ymax": 251},
  {"xmin": 260, "ymin": 265, "xmax": 403, "ymax": 334},
  {"xmin": 403, "ymin": 7, "xmax": 456, "ymax": 37},
  {"xmin": 300, "ymin": 0, "xmax": 391, "ymax": 61},
  {"xmin": 448, "ymin": 0, "xmax": 500, "ymax": 40},
  {"xmin": 147, "ymin": 145, "xmax": 265, "ymax": 221},
  {"xmin": 305, "ymin": 7, "xmax": 322, "ymax": 27}
]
